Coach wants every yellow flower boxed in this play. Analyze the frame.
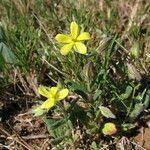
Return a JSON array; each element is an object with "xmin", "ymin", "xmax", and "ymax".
[
  {"xmin": 55, "ymin": 21, "xmax": 91, "ymax": 55},
  {"xmin": 33, "ymin": 86, "xmax": 69, "ymax": 116}
]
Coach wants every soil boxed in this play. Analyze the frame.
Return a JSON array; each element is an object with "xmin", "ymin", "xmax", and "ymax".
[
  {"xmin": 0, "ymin": 94, "xmax": 150, "ymax": 150},
  {"xmin": 133, "ymin": 114, "xmax": 150, "ymax": 150},
  {"xmin": 0, "ymin": 94, "xmax": 50, "ymax": 150}
]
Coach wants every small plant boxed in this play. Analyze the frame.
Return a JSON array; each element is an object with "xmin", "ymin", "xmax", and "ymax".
[
  {"xmin": 0, "ymin": 0, "xmax": 149, "ymax": 149},
  {"xmin": 32, "ymin": 21, "xmax": 150, "ymax": 148}
]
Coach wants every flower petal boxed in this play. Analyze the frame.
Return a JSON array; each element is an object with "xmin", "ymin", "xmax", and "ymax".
[
  {"xmin": 70, "ymin": 21, "xmax": 78, "ymax": 39},
  {"xmin": 56, "ymin": 89, "xmax": 69, "ymax": 101},
  {"xmin": 60, "ymin": 43, "xmax": 74, "ymax": 55},
  {"xmin": 55, "ymin": 34, "xmax": 72, "ymax": 43},
  {"xmin": 41, "ymin": 98, "xmax": 55, "ymax": 109},
  {"xmin": 50, "ymin": 87, "xmax": 59, "ymax": 97},
  {"xmin": 38, "ymin": 86, "xmax": 52, "ymax": 98},
  {"xmin": 74, "ymin": 42, "xmax": 87, "ymax": 54},
  {"xmin": 77, "ymin": 32, "xmax": 91, "ymax": 41}
]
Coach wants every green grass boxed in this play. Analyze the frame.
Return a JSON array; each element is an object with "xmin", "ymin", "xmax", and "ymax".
[{"xmin": 0, "ymin": 0, "xmax": 150, "ymax": 149}]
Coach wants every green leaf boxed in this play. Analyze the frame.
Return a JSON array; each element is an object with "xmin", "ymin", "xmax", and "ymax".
[
  {"xmin": 129, "ymin": 103, "xmax": 145, "ymax": 122},
  {"xmin": 86, "ymin": 127, "xmax": 98, "ymax": 134},
  {"xmin": 32, "ymin": 106, "xmax": 47, "ymax": 116},
  {"xmin": 42, "ymin": 117, "xmax": 58, "ymax": 137},
  {"xmin": 129, "ymin": 89, "xmax": 150, "ymax": 122},
  {"xmin": 70, "ymin": 105, "xmax": 89, "ymax": 125},
  {"xmin": 51, "ymin": 136, "xmax": 66, "ymax": 145},
  {"xmin": 143, "ymin": 89, "xmax": 150, "ymax": 108},
  {"xmin": 65, "ymin": 80, "xmax": 88, "ymax": 99},
  {"xmin": 90, "ymin": 141, "xmax": 98, "ymax": 150},
  {"xmin": 0, "ymin": 42, "xmax": 16, "ymax": 64},
  {"xmin": 43, "ymin": 116, "xmax": 68, "ymax": 130},
  {"xmin": 50, "ymin": 117, "xmax": 68, "ymax": 130},
  {"xmin": 99, "ymin": 106, "xmax": 116, "ymax": 119},
  {"xmin": 127, "ymin": 63, "xmax": 141, "ymax": 81},
  {"xmin": 42, "ymin": 116, "xmax": 70, "ymax": 139},
  {"xmin": 120, "ymin": 85, "xmax": 133, "ymax": 99},
  {"xmin": 121, "ymin": 123, "xmax": 135, "ymax": 131},
  {"xmin": 65, "ymin": 80, "xmax": 86, "ymax": 92},
  {"xmin": 93, "ymin": 90, "xmax": 102, "ymax": 101},
  {"xmin": 130, "ymin": 41, "xmax": 140, "ymax": 59}
]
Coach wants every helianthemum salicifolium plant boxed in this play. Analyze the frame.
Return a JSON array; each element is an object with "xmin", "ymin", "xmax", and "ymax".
[
  {"xmin": 33, "ymin": 85, "xmax": 69, "ymax": 116},
  {"xmin": 55, "ymin": 21, "xmax": 91, "ymax": 55},
  {"xmin": 31, "ymin": 19, "xmax": 149, "ymax": 149}
]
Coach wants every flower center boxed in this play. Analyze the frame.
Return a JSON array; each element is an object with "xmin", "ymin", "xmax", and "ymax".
[{"xmin": 72, "ymin": 38, "xmax": 77, "ymax": 42}]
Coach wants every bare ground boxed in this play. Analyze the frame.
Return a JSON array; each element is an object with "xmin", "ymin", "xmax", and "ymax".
[{"xmin": 0, "ymin": 94, "xmax": 149, "ymax": 150}]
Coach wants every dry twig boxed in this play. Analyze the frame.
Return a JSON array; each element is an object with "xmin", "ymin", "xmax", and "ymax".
[{"xmin": 0, "ymin": 125, "xmax": 33, "ymax": 150}]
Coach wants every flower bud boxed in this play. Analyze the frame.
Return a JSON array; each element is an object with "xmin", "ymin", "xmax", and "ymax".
[
  {"xmin": 130, "ymin": 41, "xmax": 140, "ymax": 59},
  {"xmin": 102, "ymin": 122, "xmax": 117, "ymax": 135}
]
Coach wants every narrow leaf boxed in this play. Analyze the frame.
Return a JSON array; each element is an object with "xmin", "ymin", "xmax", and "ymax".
[{"xmin": 99, "ymin": 106, "xmax": 116, "ymax": 119}]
